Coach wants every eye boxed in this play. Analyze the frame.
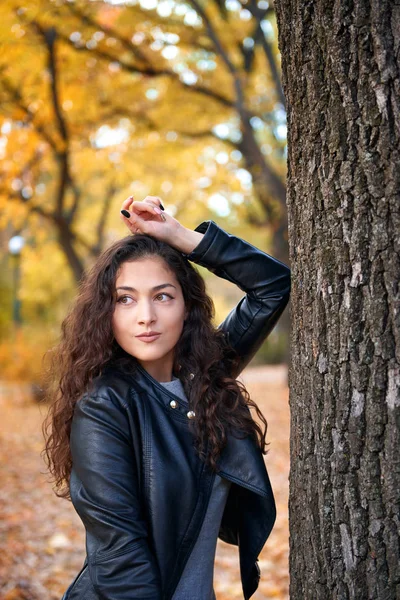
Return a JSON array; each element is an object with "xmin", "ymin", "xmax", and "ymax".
[
  {"xmin": 117, "ymin": 295, "xmax": 134, "ymax": 305},
  {"xmin": 116, "ymin": 293, "xmax": 173, "ymax": 304}
]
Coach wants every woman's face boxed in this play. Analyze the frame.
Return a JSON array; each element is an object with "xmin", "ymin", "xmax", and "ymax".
[{"xmin": 112, "ymin": 256, "xmax": 187, "ymax": 382}]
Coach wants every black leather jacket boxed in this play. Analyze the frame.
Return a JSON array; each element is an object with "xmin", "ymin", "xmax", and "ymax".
[{"xmin": 62, "ymin": 220, "xmax": 291, "ymax": 600}]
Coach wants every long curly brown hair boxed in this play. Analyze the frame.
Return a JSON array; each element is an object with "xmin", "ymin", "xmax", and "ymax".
[{"xmin": 42, "ymin": 233, "xmax": 269, "ymax": 500}]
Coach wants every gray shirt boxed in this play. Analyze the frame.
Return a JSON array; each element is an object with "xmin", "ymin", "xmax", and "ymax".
[{"xmin": 159, "ymin": 377, "xmax": 232, "ymax": 600}]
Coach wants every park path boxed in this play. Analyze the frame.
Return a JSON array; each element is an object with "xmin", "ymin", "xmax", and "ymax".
[{"xmin": 0, "ymin": 366, "xmax": 289, "ymax": 600}]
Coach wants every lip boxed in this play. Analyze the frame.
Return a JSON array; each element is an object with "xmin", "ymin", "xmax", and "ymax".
[{"xmin": 135, "ymin": 332, "xmax": 161, "ymax": 343}]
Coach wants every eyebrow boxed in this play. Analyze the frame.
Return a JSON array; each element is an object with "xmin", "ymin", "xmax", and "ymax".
[{"xmin": 116, "ymin": 284, "xmax": 177, "ymax": 293}]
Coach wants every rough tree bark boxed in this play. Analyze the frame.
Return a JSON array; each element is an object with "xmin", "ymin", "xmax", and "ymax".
[{"xmin": 274, "ymin": 0, "xmax": 400, "ymax": 598}]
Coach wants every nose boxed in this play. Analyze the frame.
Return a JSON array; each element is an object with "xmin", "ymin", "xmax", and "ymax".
[{"xmin": 136, "ymin": 299, "xmax": 156, "ymax": 326}]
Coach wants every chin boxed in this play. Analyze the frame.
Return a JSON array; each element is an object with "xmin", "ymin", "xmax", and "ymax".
[{"xmin": 127, "ymin": 345, "xmax": 172, "ymax": 363}]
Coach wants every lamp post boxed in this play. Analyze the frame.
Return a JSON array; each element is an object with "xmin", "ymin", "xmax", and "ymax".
[{"xmin": 8, "ymin": 235, "xmax": 25, "ymax": 327}]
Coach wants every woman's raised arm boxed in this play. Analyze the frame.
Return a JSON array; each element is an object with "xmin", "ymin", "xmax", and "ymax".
[{"xmin": 182, "ymin": 220, "xmax": 291, "ymax": 377}]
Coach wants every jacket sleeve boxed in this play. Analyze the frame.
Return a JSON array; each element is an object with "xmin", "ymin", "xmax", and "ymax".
[
  {"xmin": 69, "ymin": 392, "xmax": 162, "ymax": 600},
  {"xmin": 184, "ymin": 220, "xmax": 291, "ymax": 377}
]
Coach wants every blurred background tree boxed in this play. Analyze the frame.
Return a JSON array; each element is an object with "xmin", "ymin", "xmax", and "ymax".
[{"xmin": 0, "ymin": 0, "xmax": 290, "ymax": 383}]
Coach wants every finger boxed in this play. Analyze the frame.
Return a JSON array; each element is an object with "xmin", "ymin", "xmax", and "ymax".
[
  {"xmin": 119, "ymin": 211, "xmax": 139, "ymax": 233},
  {"xmin": 131, "ymin": 200, "xmax": 162, "ymax": 215},
  {"xmin": 143, "ymin": 196, "xmax": 164, "ymax": 210},
  {"xmin": 121, "ymin": 195, "xmax": 134, "ymax": 212}
]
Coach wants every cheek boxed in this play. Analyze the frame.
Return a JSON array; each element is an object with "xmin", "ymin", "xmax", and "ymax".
[
  {"xmin": 171, "ymin": 307, "xmax": 186, "ymax": 335},
  {"xmin": 111, "ymin": 311, "xmax": 124, "ymax": 338}
]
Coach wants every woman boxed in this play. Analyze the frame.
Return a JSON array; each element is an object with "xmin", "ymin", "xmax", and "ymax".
[{"xmin": 43, "ymin": 195, "xmax": 291, "ymax": 600}]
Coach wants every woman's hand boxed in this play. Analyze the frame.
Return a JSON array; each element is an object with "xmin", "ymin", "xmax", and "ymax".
[
  {"xmin": 119, "ymin": 195, "xmax": 204, "ymax": 254},
  {"xmin": 120, "ymin": 196, "xmax": 180, "ymax": 244}
]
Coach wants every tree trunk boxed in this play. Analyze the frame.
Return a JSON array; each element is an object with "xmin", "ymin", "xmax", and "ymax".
[
  {"xmin": 274, "ymin": 1, "xmax": 400, "ymax": 598},
  {"xmin": 57, "ymin": 223, "xmax": 84, "ymax": 283}
]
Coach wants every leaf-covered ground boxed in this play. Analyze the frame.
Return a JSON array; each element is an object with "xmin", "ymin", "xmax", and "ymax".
[{"xmin": 0, "ymin": 366, "xmax": 289, "ymax": 600}]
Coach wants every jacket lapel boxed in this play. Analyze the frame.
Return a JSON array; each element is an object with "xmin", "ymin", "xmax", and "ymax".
[
  {"xmin": 217, "ymin": 433, "xmax": 276, "ymax": 599},
  {"xmin": 217, "ymin": 431, "xmax": 273, "ymax": 499}
]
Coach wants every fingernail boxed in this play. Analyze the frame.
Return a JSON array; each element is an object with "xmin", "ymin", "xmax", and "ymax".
[
  {"xmin": 154, "ymin": 207, "xmax": 162, "ymax": 214},
  {"xmin": 121, "ymin": 209, "xmax": 130, "ymax": 218},
  {"xmin": 160, "ymin": 213, "xmax": 166, "ymax": 222},
  {"xmin": 160, "ymin": 202, "xmax": 165, "ymax": 210}
]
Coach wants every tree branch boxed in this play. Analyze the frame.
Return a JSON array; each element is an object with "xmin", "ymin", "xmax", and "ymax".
[
  {"xmin": 93, "ymin": 182, "xmax": 117, "ymax": 255},
  {"xmin": 39, "ymin": 25, "xmax": 69, "ymax": 143},
  {"xmin": 247, "ymin": 0, "xmax": 286, "ymax": 107},
  {"xmin": 189, "ymin": 0, "xmax": 248, "ymax": 116},
  {"xmin": 55, "ymin": 32, "xmax": 234, "ymax": 109},
  {"xmin": 32, "ymin": 22, "xmax": 84, "ymax": 223},
  {"xmin": 0, "ymin": 73, "xmax": 58, "ymax": 151}
]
